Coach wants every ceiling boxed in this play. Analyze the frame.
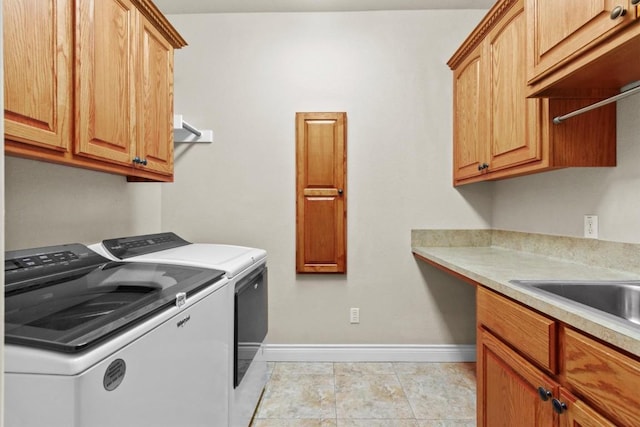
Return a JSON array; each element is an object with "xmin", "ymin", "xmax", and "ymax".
[{"xmin": 152, "ymin": 0, "xmax": 494, "ymax": 14}]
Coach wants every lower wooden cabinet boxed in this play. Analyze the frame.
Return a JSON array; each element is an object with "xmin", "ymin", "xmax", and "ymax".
[
  {"xmin": 478, "ymin": 327, "xmax": 557, "ymax": 426},
  {"xmin": 477, "ymin": 287, "xmax": 635, "ymax": 427},
  {"xmin": 558, "ymin": 389, "xmax": 617, "ymax": 427}
]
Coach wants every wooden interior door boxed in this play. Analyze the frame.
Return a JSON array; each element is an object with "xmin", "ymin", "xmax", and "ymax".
[{"xmin": 296, "ymin": 112, "xmax": 347, "ymax": 273}]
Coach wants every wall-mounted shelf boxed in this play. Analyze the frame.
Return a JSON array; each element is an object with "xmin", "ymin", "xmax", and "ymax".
[{"xmin": 173, "ymin": 115, "xmax": 213, "ymax": 143}]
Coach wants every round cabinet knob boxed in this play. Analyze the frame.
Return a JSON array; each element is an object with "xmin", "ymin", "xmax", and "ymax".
[
  {"xmin": 338, "ymin": 188, "xmax": 344, "ymax": 195},
  {"xmin": 610, "ymin": 5, "xmax": 627, "ymax": 19},
  {"xmin": 537, "ymin": 387, "xmax": 552, "ymax": 402},
  {"xmin": 552, "ymin": 398, "xmax": 567, "ymax": 415},
  {"xmin": 477, "ymin": 162, "xmax": 489, "ymax": 171},
  {"xmin": 132, "ymin": 157, "xmax": 148, "ymax": 166}
]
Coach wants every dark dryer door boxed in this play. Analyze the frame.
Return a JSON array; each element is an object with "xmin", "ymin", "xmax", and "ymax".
[
  {"xmin": 234, "ymin": 265, "xmax": 268, "ymax": 387},
  {"xmin": 5, "ymin": 244, "xmax": 224, "ymax": 353}
]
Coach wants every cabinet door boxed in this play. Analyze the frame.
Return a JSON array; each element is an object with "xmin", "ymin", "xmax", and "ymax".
[
  {"xmin": 486, "ymin": 1, "xmax": 541, "ymax": 172},
  {"xmin": 527, "ymin": 0, "xmax": 637, "ymax": 82},
  {"xmin": 558, "ymin": 389, "xmax": 616, "ymax": 427},
  {"xmin": 4, "ymin": 0, "xmax": 71, "ymax": 152},
  {"xmin": 76, "ymin": 0, "xmax": 137, "ymax": 166},
  {"xmin": 478, "ymin": 328, "xmax": 557, "ymax": 427},
  {"xmin": 452, "ymin": 44, "xmax": 487, "ymax": 182},
  {"xmin": 296, "ymin": 112, "xmax": 347, "ymax": 273},
  {"xmin": 137, "ymin": 15, "xmax": 174, "ymax": 175}
]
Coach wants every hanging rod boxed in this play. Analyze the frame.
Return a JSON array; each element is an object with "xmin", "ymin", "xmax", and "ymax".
[
  {"xmin": 173, "ymin": 115, "xmax": 213, "ymax": 143},
  {"xmin": 553, "ymin": 80, "xmax": 640, "ymax": 124},
  {"xmin": 182, "ymin": 121, "xmax": 202, "ymax": 137}
]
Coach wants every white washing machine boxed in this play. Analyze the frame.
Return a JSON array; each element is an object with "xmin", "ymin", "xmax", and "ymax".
[
  {"xmin": 4, "ymin": 243, "xmax": 231, "ymax": 427},
  {"xmin": 89, "ymin": 232, "xmax": 269, "ymax": 427}
]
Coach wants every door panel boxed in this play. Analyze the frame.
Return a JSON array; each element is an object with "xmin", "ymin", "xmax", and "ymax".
[
  {"xmin": 138, "ymin": 16, "xmax": 174, "ymax": 175},
  {"xmin": 4, "ymin": 0, "xmax": 71, "ymax": 152},
  {"xmin": 296, "ymin": 112, "xmax": 347, "ymax": 273},
  {"xmin": 478, "ymin": 328, "xmax": 557, "ymax": 427},
  {"xmin": 76, "ymin": 0, "xmax": 136, "ymax": 165},
  {"xmin": 487, "ymin": 7, "xmax": 541, "ymax": 171}
]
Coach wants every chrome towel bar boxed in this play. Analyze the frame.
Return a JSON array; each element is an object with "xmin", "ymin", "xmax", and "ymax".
[{"xmin": 553, "ymin": 80, "xmax": 640, "ymax": 124}]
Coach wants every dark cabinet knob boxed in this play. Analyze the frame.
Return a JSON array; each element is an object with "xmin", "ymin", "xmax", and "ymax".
[
  {"xmin": 537, "ymin": 387, "xmax": 552, "ymax": 402},
  {"xmin": 552, "ymin": 398, "xmax": 567, "ymax": 414},
  {"xmin": 478, "ymin": 162, "xmax": 489, "ymax": 171},
  {"xmin": 132, "ymin": 157, "xmax": 148, "ymax": 166},
  {"xmin": 338, "ymin": 188, "xmax": 343, "ymax": 195},
  {"xmin": 610, "ymin": 5, "xmax": 627, "ymax": 19}
]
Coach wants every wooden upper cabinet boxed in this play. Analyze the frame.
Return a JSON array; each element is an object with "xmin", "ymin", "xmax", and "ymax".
[
  {"xmin": 527, "ymin": 0, "xmax": 637, "ymax": 84},
  {"xmin": 452, "ymin": 44, "xmax": 487, "ymax": 182},
  {"xmin": 4, "ymin": 0, "xmax": 72, "ymax": 153},
  {"xmin": 485, "ymin": 4, "xmax": 542, "ymax": 173},
  {"xmin": 449, "ymin": 0, "xmax": 617, "ymax": 186},
  {"xmin": 138, "ymin": 15, "xmax": 174, "ymax": 175},
  {"xmin": 527, "ymin": 0, "xmax": 640, "ymax": 96},
  {"xmin": 296, "ymin": 112, "xmax": 347, "ymax": 274},
  {"xmin": 76, "ymin": 0, "xmax": 138, "ymax": 166},
  {"xmin": 4, "ymin": 0, "xmax": 186, "ymax": 181}
]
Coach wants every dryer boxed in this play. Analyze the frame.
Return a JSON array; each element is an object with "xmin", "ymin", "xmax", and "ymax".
[{"xmin": 89, "ymin": 232, "xmax": 268, "ymax": 427}]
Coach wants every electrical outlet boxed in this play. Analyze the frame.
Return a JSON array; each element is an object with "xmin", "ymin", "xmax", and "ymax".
[
  {"xmin": 350, "ymin": 307, "xmax": 360, "ymax": 324},
  {"xmin": 584, "ymin": 215, "xmax": 598, "ymax": 239}
]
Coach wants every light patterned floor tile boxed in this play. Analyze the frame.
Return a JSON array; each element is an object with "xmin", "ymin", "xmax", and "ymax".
[
  {"xmin": 335, "ymin": 374, "xmax": 415, "ymax": 419},
  {"xmin": 252, "ymin": 362, "xmax": 477, "ymax": 426},
  {"xmin": 337, "ymin": 419, "xmax": 419, "ymax": 426},
  {"xmin": 252, "ymin": 419, "xmax": 338, "ymax": 427},
  {"xmin": 417, "ymin": 420, "xmax": 476, "ymax": 427},
  {"xmin": 256, "ymin": 374, "xmax": 336, "ymax": 419},
  {"xmin": 334, "ymin": 362, "xmax": 395, "ymax": 375},
  {"xmin": 272, "ymin": 362, "xmax": 334, "ymax": 376},
  {"xmin": 398, "ymin": 371, "xmax": 475, "ymax": 420}
]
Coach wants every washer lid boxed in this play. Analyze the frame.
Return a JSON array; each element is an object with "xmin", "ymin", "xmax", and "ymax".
[
  {"xmin": 5, "ymin": 251, "xmax": 224, "ymax": 353},
  {"xmin": 126, "ymin": 243, "xmax": 267, "ymax": 278}
]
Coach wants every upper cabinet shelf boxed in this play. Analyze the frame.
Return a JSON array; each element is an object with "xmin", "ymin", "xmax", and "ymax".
[
  {"xmin": 526, "ymin": 0, "xmax": 640, "ymax": 97},
  {"xmin": 3, "ymin": 0, "xmax": 186, "ymax": 182}
]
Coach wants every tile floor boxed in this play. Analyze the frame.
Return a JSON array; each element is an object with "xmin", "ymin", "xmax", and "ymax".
[{"xmin": 251, "ymin": 362, "xmax": 476, "ymax": 426}]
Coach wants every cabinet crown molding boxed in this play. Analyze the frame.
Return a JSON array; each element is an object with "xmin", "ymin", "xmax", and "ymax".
[
  {"xmin": 447, "ymin": 0, "xmax": 518, "ymax": 69},
  {"xmin": 133, "ymin": 0, "xmax": 187, "ymax": 48}
]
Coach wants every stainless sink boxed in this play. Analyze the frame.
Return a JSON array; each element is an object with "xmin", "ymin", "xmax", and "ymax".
[{"xmin": 509, "ymin": 280, "xmax": 640, "ymax": 326}]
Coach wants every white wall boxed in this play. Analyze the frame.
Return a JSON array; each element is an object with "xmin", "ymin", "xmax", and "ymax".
[
  {"xmin": 492, "ymin": 94, "xmax": 640, "ymax": 243},
  {"xmin": 4, "ymin": 157, "xmax": 163, "ymax": 250},
  {"xmin": 162, "ymin": 10, "xmax": 490, "ymax": 345}
]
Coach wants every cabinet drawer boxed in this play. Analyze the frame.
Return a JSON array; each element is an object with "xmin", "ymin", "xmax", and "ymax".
[
  {"xmin": 562, "ymin": 326, "xmax": 640, "ymax": 427},
  {"xmin": 477, "ymin": 287, "xmax": 557, "ymax": 372}
]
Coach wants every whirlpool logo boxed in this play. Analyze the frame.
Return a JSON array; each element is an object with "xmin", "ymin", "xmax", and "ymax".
[{"xmin": 176, "ymin": 315, "xmax": 191, "ymax": 328}]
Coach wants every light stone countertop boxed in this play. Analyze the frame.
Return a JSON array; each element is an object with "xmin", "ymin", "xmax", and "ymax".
[{"xmin": 411, "ymin": 230, "xmax": 640, "ymax": 357}]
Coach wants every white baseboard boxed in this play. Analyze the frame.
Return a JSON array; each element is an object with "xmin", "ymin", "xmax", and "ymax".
[{"xmin": 262, "ymin": 344, "xmax": 476, "ymax": 363}]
